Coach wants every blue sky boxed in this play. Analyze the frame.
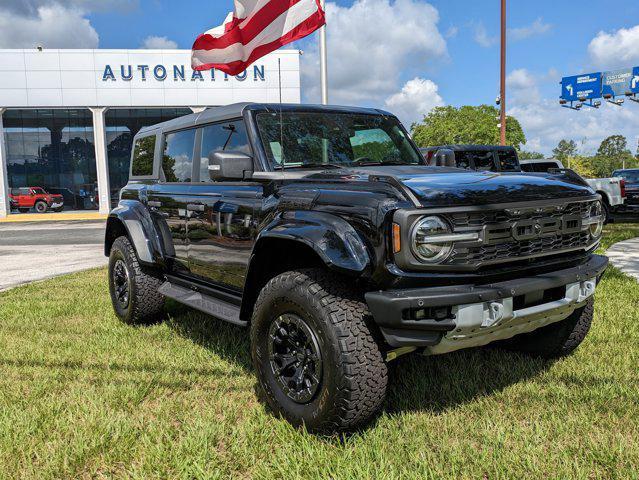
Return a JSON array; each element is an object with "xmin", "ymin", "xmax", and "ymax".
[{"xmin": 1, "ymin": 0, "xmax": 639, "ymax": 154}]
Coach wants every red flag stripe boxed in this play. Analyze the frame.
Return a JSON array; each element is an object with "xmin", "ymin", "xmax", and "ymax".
[
  {"xmin": 193, "ymin": 0, "xmax": 308, "ymax": 52},
  {"xmin": 193, "ymin": 9, "xmax": 324, "ymax": 75}
]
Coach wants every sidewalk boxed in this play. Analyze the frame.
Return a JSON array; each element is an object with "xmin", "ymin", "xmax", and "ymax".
[
  {"xmin": 0, "ymin": 212, "xmax": 107, "ymax": 223},
  {"xmin": 606, "ymin": 238, "xmax": 639, "ymax": 282}
]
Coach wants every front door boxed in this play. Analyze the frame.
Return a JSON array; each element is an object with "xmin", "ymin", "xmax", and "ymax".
[
  {"xmin": 185, "ymin": 120, "xmax": 261, "ymax": 292},
  {"xmin": 147, "ymin": 128, "xmax": 197, "ymax": 275}
]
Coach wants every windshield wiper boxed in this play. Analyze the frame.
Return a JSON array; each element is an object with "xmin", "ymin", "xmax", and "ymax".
[
  {"xmin": 289, "ymin": 163, "xmax": 347, "ymax": 170},
  {"xmin": 352, "ymin": 159, "xmax": 408, "ymax": 167}
]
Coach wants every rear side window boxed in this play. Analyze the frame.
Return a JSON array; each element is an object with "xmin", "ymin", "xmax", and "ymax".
[
  {"xmin": 131, "ymin": 136, "xmax": 156, "ymax": 177},
  {"xmin": 162, "ymin": 129, "xmax": 196, "ymax": 182},
  {"xmin": 199, "ymin": 121, "xmax": 250, "ymax": 182},
  {"xmin": 496, "ymin": 150, "xmax": 519, "ymax": 171}
]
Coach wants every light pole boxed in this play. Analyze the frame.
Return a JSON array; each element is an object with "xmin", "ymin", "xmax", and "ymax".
[
  {"xmin": 319, "ymin": 0, "xmax": 328, "ymax": 105},
  {"xmin": 500, "ymin": 0, "xmax": 507, "ymax": 145}
]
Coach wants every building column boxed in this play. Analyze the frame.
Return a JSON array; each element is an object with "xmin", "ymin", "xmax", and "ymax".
[
  {"xmin": 90, "ymin": 107, "xmax": 111, "ymax": 215},
  {"xmin": 0, "ymin": 108, "xmax": 9, "ymax": 218}
]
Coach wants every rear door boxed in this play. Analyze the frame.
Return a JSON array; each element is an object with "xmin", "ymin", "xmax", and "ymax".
[
  {"xmin": 186, "ymin": 120, "xmax": 261, "ymax": 292},
  {"xmin": 146, "ymin": 128, "xmax": 197, "ymax": 275}
]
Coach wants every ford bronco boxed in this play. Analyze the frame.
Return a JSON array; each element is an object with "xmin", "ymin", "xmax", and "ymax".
[
  {"xmin": 10, "ymin": 187, "xmax": 64, "ymax": 213},
  {"xmin": 105, "ymin": 103, "xmax": 608, "ymax": 432}
]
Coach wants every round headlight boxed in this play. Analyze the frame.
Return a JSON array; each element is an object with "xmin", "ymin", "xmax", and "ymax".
[
  {"xmin": 411, "ymin": 216, "xmax": 453, "ymax": 263},
  {"xmin": 590, "ymin": 201, "xmax": 604, "ymax": 238}
]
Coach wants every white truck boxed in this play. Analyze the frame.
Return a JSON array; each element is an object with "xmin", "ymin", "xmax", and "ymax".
[{"xmin": 519, "ymin": 159, "xmax": 625, "ymax": 222}]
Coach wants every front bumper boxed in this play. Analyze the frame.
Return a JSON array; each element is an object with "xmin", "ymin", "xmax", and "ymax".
[{"xmin": 365, "ymin": 254, "xmax": 608, "ymax": 353}]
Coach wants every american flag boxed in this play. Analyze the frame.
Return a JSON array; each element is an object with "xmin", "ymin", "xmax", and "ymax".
[{"xmin": 192, "ymin": 0, "xmax": 326, "ymax": 76}]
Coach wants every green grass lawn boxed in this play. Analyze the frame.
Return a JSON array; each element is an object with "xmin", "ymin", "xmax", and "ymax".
[{"xmin": 1, "ymin": 225, "xmax": 638, "ymax": 479}]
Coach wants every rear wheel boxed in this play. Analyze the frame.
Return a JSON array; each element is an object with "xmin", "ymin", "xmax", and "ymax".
[
  {"xmin": 251, "ymin": 269, "xmax": 388, "ymax": 433},
  {"xmin": 108, "ymin": 236, "xmax": 165, "ymax": 325},
  {"xmin": 499, "ymin": 298, "xmax": 594, "ymax": 359},
  {"xmin": 34, "ymin": 201, "xmax": 48, "ymax": 213}
]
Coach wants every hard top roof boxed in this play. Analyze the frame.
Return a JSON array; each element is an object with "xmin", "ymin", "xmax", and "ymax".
[{"xmin": 136, "ymin": 103, "xmax": 395, "ymax": 137}]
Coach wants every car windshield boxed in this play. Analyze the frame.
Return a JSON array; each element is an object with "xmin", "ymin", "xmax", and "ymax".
[
  {"xmin": 614, "ymin": 171, "xmax": 639, "ymax": 183},
  {"xmin": 32, "ymin": 188, "xmax": 46, "ymax": 194},
  {"xmin": 255, "ymin": 111, "xmax": 422, "ymax": 169}
]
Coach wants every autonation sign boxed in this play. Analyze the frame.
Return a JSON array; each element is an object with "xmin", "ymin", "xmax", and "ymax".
[{"xmin": 102, "ymin": 63, "xmax": 267, "ymax": 82}]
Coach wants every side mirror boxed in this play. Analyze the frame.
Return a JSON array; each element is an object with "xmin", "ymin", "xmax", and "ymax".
[
  {"xmin": 208, "ymin": 151, "xmax": 254, "ymax": 181},
  {"xmin": 433, "ymin": 149, "xmax": 456, "ymax": 168}
]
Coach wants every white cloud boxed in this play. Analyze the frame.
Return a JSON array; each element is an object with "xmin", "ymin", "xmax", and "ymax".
[
  {"xmin": 141, "ymin": 35, "xmax": 178, "ymax": 50},
  {"xmin": 301, "ymin": 0, "xmax": 447, "ymax": 105},
  {"xmin": 506, "ymin": 68, "xmax": 540, "ymax": 104},
  {"xmin": 0, "ymin": 4, "xmax": 99, "ymax": 49},
  {"xmin": 445, "ymin": 26, "xmax": 458, "ymax": 39},
  {"xmin": 384, "ymin": 77, "xmax": 444, "ymax": 126},
  {"xmin": 509, "ymin": 18, "xmax": 551, "ymax": 41},
  {"xmin": 510, "ymin": 99, "xmax": 639, "ymax": 156},
  {"xmin": 588, "ymin": 25, "xmax": 639, "ymax": 68},
  {"xmin": 473, "ymin": 23, "xmax": 496, "ymax": 47}
]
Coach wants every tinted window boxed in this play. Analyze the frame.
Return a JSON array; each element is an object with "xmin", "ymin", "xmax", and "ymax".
[
  {"xmin": 162, "ymin": 129, "xmax": 196, "ymax": 182},
  {"xmin": 199, "ymin": 121, "xmax": 251, "ymax": 182},
  {"xmin": 496, "ymin": 150, "xmax": 519, "ymax": 171},
  {"xmin": 456, "ymin": 151, "xmax": 495, "ymax": 170},
  {"xmin": 131, "ymin": 136, "xmax": 156, "ymax": 177},
  {"xmin": 614, "ymin": 171, "xmax": 639, "ymax": 183}
]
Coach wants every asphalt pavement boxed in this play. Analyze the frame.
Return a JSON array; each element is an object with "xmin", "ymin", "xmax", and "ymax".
[{"xmin": 0, "ymin": 221, "xmax": 107, "ymax": 292}]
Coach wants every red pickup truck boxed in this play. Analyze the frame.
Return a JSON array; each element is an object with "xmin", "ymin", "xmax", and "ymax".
[{"xmin": 9, "ymin": 187, "xmax": 64, "ymax": 213}]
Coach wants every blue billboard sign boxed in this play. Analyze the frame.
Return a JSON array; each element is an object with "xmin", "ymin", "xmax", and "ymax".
[
  {"xmin": 561, "ymin": 72, "xmax": 602, "ymax": 102},
  {"xmin": 602, "ymin": 68, "xmax": 639, "ymax": 97}
]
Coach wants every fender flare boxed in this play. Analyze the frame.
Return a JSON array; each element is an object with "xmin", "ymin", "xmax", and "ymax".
[
  {"xmin": 105, "ymin": 200, "xmax": 166, "ymax": 266},
  {"xmin": 252, "ymin": 210, "xmax": 370, "ymax": 273}
]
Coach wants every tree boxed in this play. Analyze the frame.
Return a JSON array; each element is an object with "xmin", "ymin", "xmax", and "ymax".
[
  {"xmin": 552, "ymin": 140, "xmax": 577, "ymax": 161},
  {"xmin": 519, "ymin": 151, "xmax": 545, "ymax": 160},
  {"xmin": 411, "ymin": 105, "xmax": 526, "ymax": 150},
  {"xmin": 595, "ymin": 135, "xmax": 635, "ymax": 172},
  {"xmin": 596, "ymin": 135, "xmax": 631, "ymax": 158}
]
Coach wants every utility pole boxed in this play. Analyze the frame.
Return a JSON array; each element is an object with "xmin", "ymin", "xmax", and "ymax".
[
  {"xmin": 319, "ymin": 0, "xmax": 328, "ymax": 105},
  {"xmin": 500, "ymin": 0, "xmax": 507, "ymax": 145}
]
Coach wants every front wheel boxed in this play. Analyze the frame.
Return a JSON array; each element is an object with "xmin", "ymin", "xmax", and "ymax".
[
  {"xmin": 108, "ymin": 236, "xmax": 165, "ymax": 325},
  {"xmin": 250, "ymin": 269, "xmax": 388, "ymax": 433},
  {"xmin": 34, "ymin": 201, "xmax": 48, "ymax": 213},
  {"xmin": 498, "ymin": 298, "xmax": 594, "ymax": 358}
]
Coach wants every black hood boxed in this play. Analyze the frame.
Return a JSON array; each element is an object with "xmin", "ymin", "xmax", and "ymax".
[{"xmin": 304, "ymin": 166, "xmax": 595, "ymax": 207}]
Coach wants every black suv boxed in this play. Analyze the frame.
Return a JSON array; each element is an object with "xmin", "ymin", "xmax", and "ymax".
[{"xmin": 105, "ymin": 103, "xmax": 608, "ymax": 432}]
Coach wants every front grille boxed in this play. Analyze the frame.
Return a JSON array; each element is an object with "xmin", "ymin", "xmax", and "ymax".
[{"xmin": 444, "ymin": 199, "xmax": 598, "ymax": 267}]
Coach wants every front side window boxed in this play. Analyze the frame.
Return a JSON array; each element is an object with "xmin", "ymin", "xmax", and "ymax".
[
  {"xmin": 199, "ymin": 121, "xmax": 251, "ymax": 182},
  {"xmin": 162, "ymin": 129, "xmax": 196, "ymax": 182},
  {"xmin": 255, "ymin": 112, "xmax": 421, "ymax": 168}
]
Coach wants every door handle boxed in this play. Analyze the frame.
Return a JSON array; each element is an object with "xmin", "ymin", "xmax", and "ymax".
[
  {"xmin": 187, "ymin": 204, "xmax": 205, "ymax": 212},
  {"xmin": 148, "ymin": 201, "xmax": 162, "ymax": 208}
]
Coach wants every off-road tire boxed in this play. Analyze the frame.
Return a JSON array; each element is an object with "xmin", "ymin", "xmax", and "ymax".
[
  {"xmin": 500, "ymin": 298, "xmax": 594, "ymax": 359},
  {"xmin": 251, "ymin": 269, "xmax": 388, "ymax": 433},
  {"xmin": 108, "ymin": 236, "xmax": 165, "ymax": 325},
  {"xmin": 34, "ymin": 201, "xmax": 48, "ymax": 213},
  {"xmin": 602, "ymin": 199, "xmax": 611, "ymax": 224}
]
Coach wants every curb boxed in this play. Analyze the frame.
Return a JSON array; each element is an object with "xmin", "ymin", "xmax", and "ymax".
[
  {"xmin": 606, "ymin": 237, "xmax": 639, "ymax": 282},
  {"xmin": 0, "ymin": 213, "xmax": 108, "ymax": 223}
]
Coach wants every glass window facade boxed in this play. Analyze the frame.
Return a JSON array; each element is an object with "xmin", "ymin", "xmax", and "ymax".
[
  {"xmin": 4, "ymin": 109, "xmax": 97, "ymax": 211},
  {"xmin": 105, "ymin": 108, "xmax": 190, "ymax": 207}
]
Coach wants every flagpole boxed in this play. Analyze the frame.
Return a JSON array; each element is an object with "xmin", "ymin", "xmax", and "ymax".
[{"xmin": 319, "ymin": 0, "xmax": 328, "ymax": 105}]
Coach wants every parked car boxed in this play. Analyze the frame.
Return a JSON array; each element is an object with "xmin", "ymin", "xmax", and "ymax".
[
  {"xmin": 519, "ymin": 159, "xmax": 625, "ymax": 221},
  {"xmin": 105, "ymin": 103, "xmax": 608, "ymax": 433},
  {"xmin": 9, "ymin": 187, "xmax": 64, "ymax": 213},
  {"xmin": 611, "ymin": 168, "xmax": 639, "ymax": 211}
]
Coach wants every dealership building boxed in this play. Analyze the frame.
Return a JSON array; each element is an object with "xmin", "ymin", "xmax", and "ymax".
[{"xmin": 0, "ymin": 48, "xmax": 301, "ymax": 217}]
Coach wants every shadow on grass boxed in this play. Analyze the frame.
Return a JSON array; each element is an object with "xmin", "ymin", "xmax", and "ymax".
[{"xmin": 165, "ymin": 300, "xmax": 554, "ymax": 423}]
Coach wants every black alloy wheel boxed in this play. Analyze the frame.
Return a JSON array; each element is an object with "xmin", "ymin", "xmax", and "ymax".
[
  {"xmin": 112, "ymin": 259, "xmax": 131, "ymax": 311},
  {"xmin": 268, "ymin": 313, "xmax": 323, "ymax": 404}
]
